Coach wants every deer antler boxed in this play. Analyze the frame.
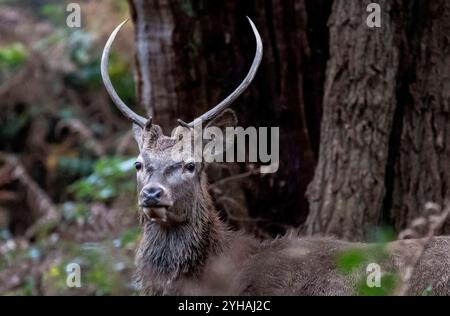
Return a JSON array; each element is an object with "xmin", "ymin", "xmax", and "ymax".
[
  {"xmin": 101, "ymin": 19, "xmax": 148, "ymax": 128},
  {"xmin": 177, "ymin": 17, "xmax": 263, "ymax": 128},
  {"xmin": 102, "ymin": 17, "xmax": 262, "ymax": 129}
]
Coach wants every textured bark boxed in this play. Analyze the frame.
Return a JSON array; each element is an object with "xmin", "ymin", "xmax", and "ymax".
[
  {"xmin": 305, "ymin": 0, "xmax": 402, "ymax": 240},
  {"xmin": 130, "ymin": 0, "xmax": 177, "ymax": 126},
  {"xmin": 392, "ymin": 1, "xmax": 450, "ymax": 233}
]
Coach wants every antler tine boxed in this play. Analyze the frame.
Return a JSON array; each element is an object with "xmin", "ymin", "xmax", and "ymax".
[
  {"xmin": 181, "ymin": 17, "xmax": 263, "ymax": 128},
  {"xmin": 101, "ymin": 19, "xmax": 148, "ymax": 128}
]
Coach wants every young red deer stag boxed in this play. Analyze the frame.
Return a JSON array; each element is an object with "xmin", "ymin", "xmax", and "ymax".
[{"xmin": 101, "ymin": 19, "xmax": 450, "ymax": 296}]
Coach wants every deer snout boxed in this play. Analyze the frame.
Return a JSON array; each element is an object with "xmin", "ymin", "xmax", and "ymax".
[
  {"xmin": 141, "ymin": 186, "xmax": 164, "ymax": 207},
  {"xmin": 139, "ymin": 185, "xmax": 178, "ymax": 224}
]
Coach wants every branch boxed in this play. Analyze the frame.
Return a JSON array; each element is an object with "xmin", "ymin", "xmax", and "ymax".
[
  {"xmin": 56, "ymin": 119, "xmax": 106, "ymax": 156},
  {"xmin": 209, "ymin": 168, "xmax": 260, "ymax": 189},
  {"xmin": 0, "ymin": 153, "xmax": 60, "ymax": 238},
  {"xmin": 394, "ymin": 201, "xmax": 450, "ymax": 296}
]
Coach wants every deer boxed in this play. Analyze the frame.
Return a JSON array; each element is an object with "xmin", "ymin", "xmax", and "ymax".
[{"xmin": 101, "ymin": 18, "xmax": 450, "ymax": 296}]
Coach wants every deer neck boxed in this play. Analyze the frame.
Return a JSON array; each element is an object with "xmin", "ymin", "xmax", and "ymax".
[{"xmin": 136, "ymin": 190, "xmax": 227, "ymax": 280}]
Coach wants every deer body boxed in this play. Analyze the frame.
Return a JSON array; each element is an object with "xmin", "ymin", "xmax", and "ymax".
[
  {"xmin": 136, "ymin": 208, "xmax": 450, "ymax": 296},
  {"xmin": 101, "ymin": 19, "xmax": 450, "ymax": 296}
]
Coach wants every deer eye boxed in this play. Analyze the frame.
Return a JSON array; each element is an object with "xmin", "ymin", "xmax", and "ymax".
[
  {"xmin": 184, "ymin": 162, "xmax": 195, "ymax": 173},
  {"xmin": 135, "ymin": 161, "xmax": 143, "ymax": 171}
]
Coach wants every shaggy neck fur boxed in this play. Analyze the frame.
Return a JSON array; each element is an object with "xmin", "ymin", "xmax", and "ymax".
[{"xmin": 135, "ymin": 186, "xmax": 227, "ymax": 292}]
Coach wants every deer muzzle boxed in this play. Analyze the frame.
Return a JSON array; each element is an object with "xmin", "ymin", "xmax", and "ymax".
[{"xmin": 141, "ymin": 205, "xmax": 186, "ymax": 227}]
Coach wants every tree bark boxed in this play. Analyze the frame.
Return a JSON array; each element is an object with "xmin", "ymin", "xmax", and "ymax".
[
  {"xmin": 392, "ymin": 0, "xmax": 450, "ymax": 233},
  {"xmin": 306, "ymin": 0, "xmax": 450, "ymax": 240},
  {"xmin": 305, "ymin": 0, "xmax": 402, "ymax": 240}
]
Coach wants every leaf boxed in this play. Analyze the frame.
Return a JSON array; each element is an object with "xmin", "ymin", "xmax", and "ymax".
[
  {"xmin": 0, "ymin": 110, "xmax": 31, "ymax": 139},
  {"xmin": 421, "ymin": 286, "xmax": 433, "ymax": 296},
  {"xmin": 0, "ymin": 42, "xmax": 28, "ymax": 68},
  {"xmin": 357, "ymin": 273, "xmax": 398, "ymax": 296},
  {"xmin": 67, "ymin": 156, "xmax": 135, "ymax": 202},
  {"xmin": 336, "ymin": 248, "xmax": 368, "ymax": 274}
]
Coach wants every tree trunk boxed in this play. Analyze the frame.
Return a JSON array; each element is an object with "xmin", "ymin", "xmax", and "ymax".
[
  {"xmin": 392, "ymin": 0, "xmax": 450, "ymax": 233},
  {"xmin": 306, "ymin": 0, "xmax": 450, "ymax": 240},
  {"xmin": 305, "ymin": 0, "xmax": 402, "ymax": 240}
]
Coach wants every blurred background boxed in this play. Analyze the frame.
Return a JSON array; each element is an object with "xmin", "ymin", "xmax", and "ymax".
[
  {"xmin": 0, "ymin": 0, "xmax": 449, "ymax": 295},
  {"xmin": 0, "ymin": 0, "xmax": 141, "ymax": 295}
]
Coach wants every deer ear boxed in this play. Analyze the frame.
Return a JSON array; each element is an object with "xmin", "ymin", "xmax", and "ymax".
[
  {"xmin": 205, "ymin": 109, "xmax": 238, "ymax": 130},
  {"xmin": 143, "ymin": 124, "xmax": 163, "ymax": 149},
  {"xmin": 133, "ymin": 122, "xmax": 163, "ymax": 150},
  {"xmin": 202, "ymin": 109, "xmax": 238, "ymax": 162},
  {"xmin": 133, "ymin": 123, "xmax": 143, "ymax": 150}
]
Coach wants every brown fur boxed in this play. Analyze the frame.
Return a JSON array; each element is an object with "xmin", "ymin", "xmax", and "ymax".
[{"xmin": 131, "ymin": 124, "xmax": 450, "ymax": 296}]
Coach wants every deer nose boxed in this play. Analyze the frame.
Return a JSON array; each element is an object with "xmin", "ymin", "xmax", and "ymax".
[{"xmin": 142, "ymin": 187, "xmax": 163, "ymax": 206}]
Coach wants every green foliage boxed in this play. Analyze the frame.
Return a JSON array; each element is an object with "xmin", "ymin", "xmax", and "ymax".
[
  {"xmin": 63, "ymin": 30, "xmax": 99, "ymax": 87},
  {"xmin": 75, "ymin": 244, "xmax": 123, "ymax": 295},
  {"xmin": 33, "ymin": 219, "xmax": 60, "ymax": 241},
  {"xmin": 68, "ymin": 30, "xmax": 93, "ymax": 65},
  {"xmin": 57, "ymin": 106, "xmax": 76, "ymax": 120},
  {"xmin": 357, "ymin": 273, "xmax": 398, "ymax": 296},
  {"xmin": 17, "ymin": 276, "xmax": 37, "ymax": 296},
  {"xmin": 43, "ymin": 241, "xmax": 135, "ymax": 295},
  {"xmin": 0, "ymin": 109, "xmax": 31, "ymax": 140},
  {"xmin": 62, "ymin": 202, "xmax": 90, "ymax": 224},
  {"xmin": 66, "ymin": 53, "xmax": 136, "ymax": 103},
  {"xmin": 57, "ymin": 156, "xmax": 95, "ymax": 177},
  {"xmin": 39, "ymin": 3, "xmax": 65, "ymax": 25},
  {"xmin": 106, "ymin": 53, "xmax": 137, "ymax": 104},
  {"xmin": 0, "ymin": 42, "xmax": 28, "ymax": 71},
  {"xmin": 114, "ymin": 227, "xmax": 140, "ymax": 250},
  {"xmin": 33, "ymin": 29, "xmax": 66, "ymax": 51},
  {"xmin": 0, "ymin": 242, "xmax": 16, "ymax": 271},
  {"xmin": 68, "ymin": 156, "xmax": 136, "ymax": 202},
  {"xmin": 62, "ymin": 28, "xmax": 137, "ymax": 106},
  {"xmin": 421, "ymin": 286, "xmax": 433, "ymax": 296},
  {"xmin": 336, "ymin": 248, "xmax": 368, "ymax": 274},
  {"xmin": 337, "ymin": 243, "xmax": 389, "ymax": 273},
  {"xmin": 336, "ymin": 245, "xmax": 400, "ymax": 295},
  {"xmin": 336, "ymin": 226, "xmax": 401, "ymax": 296}
]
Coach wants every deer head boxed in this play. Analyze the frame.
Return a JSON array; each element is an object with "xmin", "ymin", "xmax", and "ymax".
[{"xmin": 100, "ymin": 18, "xmax": 262, "ymax": 230}]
